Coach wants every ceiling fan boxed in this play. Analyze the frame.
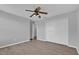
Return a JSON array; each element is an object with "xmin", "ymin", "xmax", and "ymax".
[{"xmin": 25, "ymin": 7, "xmax": 48, "ymax": 18}]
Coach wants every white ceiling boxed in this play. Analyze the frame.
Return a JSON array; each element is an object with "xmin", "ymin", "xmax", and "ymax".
[{"xmin": 0, "ymin": 4, "xmax": 79, "ymax": 21}]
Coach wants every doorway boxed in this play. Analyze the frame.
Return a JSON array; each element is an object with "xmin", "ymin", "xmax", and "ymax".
[{"xmin": 30, "ymin": 20, "xmax": 37, "ymax": 40}]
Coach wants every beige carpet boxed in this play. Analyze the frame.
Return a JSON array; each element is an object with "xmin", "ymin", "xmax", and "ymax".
[{"xmin": 0, "ymin": 40, "xmax": 78, "ymax": 55}]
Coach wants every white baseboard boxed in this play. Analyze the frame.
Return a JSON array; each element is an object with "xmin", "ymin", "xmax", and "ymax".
[
  {"xmin": 77, "ymin": 48, "xmax": 79, "ymax": 54},
  {"xmin": 0, "ymin": 40, "xmax": 29, "ymax": 49},
  {"xmin": 68, "ymin": 45, "xmax": 79, "ymax": 54}
]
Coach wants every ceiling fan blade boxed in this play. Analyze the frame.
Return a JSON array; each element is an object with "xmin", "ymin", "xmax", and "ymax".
[
  {"xmin": 34, "ymin": 7, "xmax": 41, "ymax": 11},
  {"xmin": 39, "ymin": 11, "xmax": 48, "ymax": 14},
  {"xmin": 25, "ymin": 10, "xmax": 34, "ymax": 12},
  {"xmin": 30, "ymin": 13, "xmax": 36, "ymax": 17}
]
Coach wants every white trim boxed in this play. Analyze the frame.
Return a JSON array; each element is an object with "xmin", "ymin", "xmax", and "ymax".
[
  {"xmin": 0, "ymin": 40, "xmax": 29, "ymax": 49},
  {"xmin": 68, "ymin": 45, "xmax": 79, "ymax": 54},
  {"xmin": 46, "ymin": 40, "xmax": 69, "ymax": 46},
  {"xmin": 77, "ymin": 48, "xmax": 79, "ymax": 54}
]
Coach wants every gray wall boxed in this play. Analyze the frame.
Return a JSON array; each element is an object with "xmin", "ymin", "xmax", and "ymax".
[
  {"xmin": 0, "ymin": 10, "xmax": 30, "ymax": 47},
  {"xmin": 76, "ymin": 9, "xmax": 79, "ymax": 52},
  {"xmin": 45, "ymin": 14, "xmax": 68, "ymax": 45},
  {"xmin": 68, "ymin": 11, "xmax": 77, "ymax": 47},
  {"xmin": 36, "ymin": 21, "xmax": 46, "ymax": 41},
  {"xmin": 68, "ymin": 11, "xmax": 79, "ymax": 53}
]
